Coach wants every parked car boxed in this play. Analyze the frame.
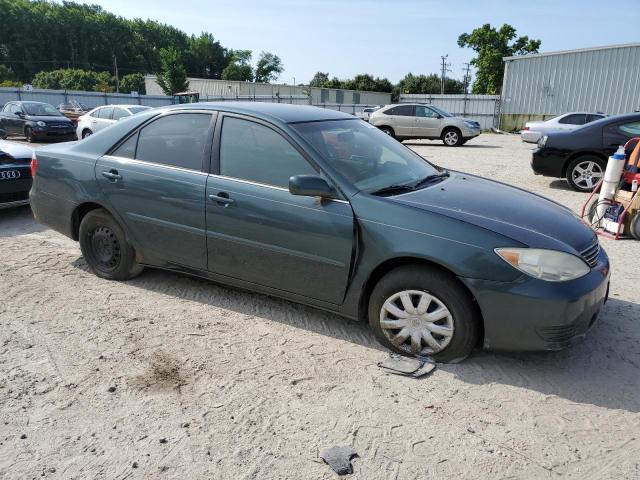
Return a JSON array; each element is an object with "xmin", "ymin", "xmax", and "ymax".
[
  {"xmin": 531, "ymin": 112, "xmax": 640, "ymax": 191},
  {"xmin": 355, "ymin": 106, "xmax": 380, "ymax": 122},
  {"xmin": 31, "ymin": 103, "xmax": 609, "ymax": 362},
  {"xmin": 369, "ymin": 103, "xmax": 481, "ymax": 146},
  {"xmin": 76, "ymin": 105, "xmax": 152, "ymax": 139},
  {"xmin": 0, "ymin": 127, "xmax": 7, "ymax": 139},
  {"xmin": 521, "ymin": 112, "xmax": 607, "ymax": 143},
  {"xmin": 0, "ymin": 101, "xmax": 76, "ymax": 143},
  {"xmin": 0, "ymin": 139, "xmax": 33, "ymax": 208},
  {"xmin": 58, "ymin": 101, "xmax": 90, "ymax": 123}
]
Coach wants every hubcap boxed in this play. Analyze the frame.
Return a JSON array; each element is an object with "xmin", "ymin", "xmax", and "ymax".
[
  {"xmin": 379, "ymin": 290, "xmax": 454, "ymax": 355},
  {"xmin": 572, "ymin": 161, "xmax": 603, "ymax": 190},
  {"xmin": 444, "ymin": 131, "xmax": 458, "ymax": 145},
  {"xmin": 89, "ymin": 226, "xmax": 121, "ymax": 271}
]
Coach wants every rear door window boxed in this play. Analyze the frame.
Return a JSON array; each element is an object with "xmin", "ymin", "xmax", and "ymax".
[
  {"xmin": 619, "ymin": 122, "xmax": 640, "ymax": 136},
  {"xmin": 385, "ymin": 105, "xmax": 414, "ymax": 116},
  {"xmin": 135, "ymin": 113, "xmax": 212, "ymax": 171},
  {"xmin": 97, "ymin": 107, "xmax": 114, "ymax": 119},
  {"xmin": 559, "ymin": 114, "xmax": 587, "ymax": 125},
  {"xmin": 112, "ymin": 108, "xmax": 129, "ymax": 120}
]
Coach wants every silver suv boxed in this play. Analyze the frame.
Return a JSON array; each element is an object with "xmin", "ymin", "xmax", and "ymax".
[{"xmin": 369, "ymin": 103, "xmax": 481, "ymax": 146}]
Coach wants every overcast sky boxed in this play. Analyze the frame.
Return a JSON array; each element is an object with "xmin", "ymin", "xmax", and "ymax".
[{"xmin": 73, "ymin": 0, "xmax": 639, "ymax": 83}]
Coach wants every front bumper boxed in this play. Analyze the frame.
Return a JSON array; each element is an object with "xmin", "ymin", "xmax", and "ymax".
[
  {"xmin": 462, "ymin": 247, "xmax": 610, "ymax": 352},
  {"xmin": 461, "ymin": 126, "xmax": 481, "ymax": 139},
  {"xmin": 531, "ymin": 148, "xmax": 566, "ymax": 178},
  {"xmin": 33, "ymin": 126, "xmax": 77, "ymax": 141},
  {"xmin": 1, "ymin": 167, "xmax": 32, "ymax": 207}
]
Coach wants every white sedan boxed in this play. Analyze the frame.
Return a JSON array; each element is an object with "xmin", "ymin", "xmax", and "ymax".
[
  {"xmin": 76, "ymin": 104, "xmax": 152, "ymax": 139},
  {"xmin": 521, "ymin": 112, "xmax": 606, "ymax": 143}
]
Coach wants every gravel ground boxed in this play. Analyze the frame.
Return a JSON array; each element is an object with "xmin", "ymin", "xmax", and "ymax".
[{"xmin": 1, "ymin": 134, "xmax": 639, "ymax": 479}]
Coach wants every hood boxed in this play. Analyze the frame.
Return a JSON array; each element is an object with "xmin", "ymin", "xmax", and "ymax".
[
  {"xmin": 25, "ymin": 115, "xmax": 73, "ymax": 124},
  {"xmin": 0, "ymin": 140, "xmax": 33, "ymax": 161},
  {"xmin": 390, "ymin": 172, "xmax": 595, "ymax": 253}
]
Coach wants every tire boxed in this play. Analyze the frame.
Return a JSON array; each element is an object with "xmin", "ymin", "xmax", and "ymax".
[
  {"xmin": 566, "ymin": 156, "xmax": 605, "ymax": 192},
  {"xmin": 82, "ymin": 129, "xmax": 92, "ymax": 139},
  {"xmin": 379, "ymin": 126, "xmax": 395, "ymax": 139},
  {"xmin": 368, "ymin": 265, "xmax": 480, "ymax": 363},
  {"xmin": 25, "ymin": 126, "xmax": 34, "ymax": 143},
  {"xmin": 442, "ymin": 128, "xmax": 463, "ymax": 147},
  {"xmin": 79, "ymin": 208, "xmax": 143, "ymax": 281},
  {"xmin": 585, "ymin": 197, "xmax": 599, "ymax": 226},
  {"xmin": 630, "ymin": 213, "xmax": 640, "ymax": 241}
]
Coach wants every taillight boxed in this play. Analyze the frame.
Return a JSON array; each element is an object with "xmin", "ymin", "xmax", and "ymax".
[
  {"xmin": 30, "ymin": 153, "xmax": 38, "ymax": 178},
  {"xmin": 523, "ymin": 126, "xmax": 529, "ymax": 131}
]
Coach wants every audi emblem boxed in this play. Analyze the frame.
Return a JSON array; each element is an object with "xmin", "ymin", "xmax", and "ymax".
[{"xmin": 0, "ymin": 170, "xmax": 21, "ymax": 180}]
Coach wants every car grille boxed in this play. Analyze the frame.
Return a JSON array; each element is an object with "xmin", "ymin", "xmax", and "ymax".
[
  {"xmin": 48, "ymin": 122, "xmax": 71, "ymax": 128},
  {"xmin": 580, "ymin": 240, "xmax": 600, "ymax": 268}
]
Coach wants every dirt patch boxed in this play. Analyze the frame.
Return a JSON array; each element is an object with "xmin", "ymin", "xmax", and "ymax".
[{"xmin": 129, "ymin": 351, "xmax": 188, "ymax": 392}]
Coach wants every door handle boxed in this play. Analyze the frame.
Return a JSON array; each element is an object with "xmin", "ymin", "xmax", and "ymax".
[
  {"xmin": 209, "ymin": 193, "xmax": 235, "ymax": 206},
  {"xmin": 102, "ymin": 170, "xmax": 122, "ymax": 181}
]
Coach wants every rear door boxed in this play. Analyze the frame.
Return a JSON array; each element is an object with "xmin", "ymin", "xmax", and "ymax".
[
  {"xmin": 95, "ymin": 111, "xmax": 215, "ymax": 269},
  {"xmin": 92, "ymin": 106, "xmax": 115, "ymax": 132},
  {"xmin": 414, "ymin": 105, "xmax": 441, "ymax": 137},
  {"xmin": 205, "ymin": 114, "xmax": 355, "ymax": 304}
]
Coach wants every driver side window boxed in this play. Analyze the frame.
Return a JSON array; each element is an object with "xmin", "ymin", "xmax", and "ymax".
[{"xmin": 219, "ymin": 117, "xmax": 316, "ymax": 188}]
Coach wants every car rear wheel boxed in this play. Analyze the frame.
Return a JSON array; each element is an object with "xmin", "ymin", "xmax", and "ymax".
[
  {"xmin": 566, "ymin": 156, "xmax": 605, "ymax": 192},
  {"xmin": 379, "ymin": 126, "xmax": 395, "ymax": 139},
  {"xmin": 79, "ymin": 208, "xmax": 143, "ymax": 281},
  {"xmin": 82, "ymin": 129, "xmax": 93, "ymax": 139},
  {"xmin": 368, "ymin": 265, "xmax": 480, "ymax": 363},
  {"xmin": 442, "ymin": 128, "xmax": 462, "ymax": 147},
  {"xmin": 25, "ymin": 126, "xmax": 34, "ymax": 143}
]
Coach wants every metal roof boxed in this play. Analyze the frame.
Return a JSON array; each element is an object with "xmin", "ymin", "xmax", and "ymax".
[{"xmin": 503, "ymin": 43, "xmax": 640, "ymax": 61}]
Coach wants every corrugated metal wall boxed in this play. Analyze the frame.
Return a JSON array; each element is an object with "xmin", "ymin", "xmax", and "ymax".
[
  {"xmin": 0, "ymin": 87, "xmax": 172, "ymax": 108},
  {"xmin": 501, "ymin": 44, "xmax": 640, "ymax": 115},
  {"xmin": 399, "ymin": 94, "xmax": 500, "ymax": 130}
]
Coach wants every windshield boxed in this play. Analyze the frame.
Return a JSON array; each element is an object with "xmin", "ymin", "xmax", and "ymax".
[
  {"xmin": 292, "ymin": 119, "xmax": 440, "ymax": 193},
  {"xmin": 22, "ymin": 103, "xmax": 62, "ymax": 116},
  {"xmin": 429, "ymin": 105, "xmax": 453, "ymax": 117}
]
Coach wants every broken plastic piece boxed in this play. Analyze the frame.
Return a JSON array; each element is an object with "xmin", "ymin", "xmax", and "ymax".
[
  {"xmin": 320, "ymin": 445, "xmax": 358, "ymax": 475},
  {"xmin": 378, "ymin": 354, "xmax": 436, "ymax": 378}
]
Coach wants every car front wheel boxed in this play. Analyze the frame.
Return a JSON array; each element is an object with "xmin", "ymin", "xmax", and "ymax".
[
  {"xmin": 566, "ymin": 156, "xmax": 605, "ymax": 192},
  {"xmin": 82, "ymin": 129, "xmax": 92, "ymax": 139},
  {"xmin": 379, "ymin": 126, "xmax": 395, "ymax": 139},
  {"xmin": 442, "ymin": 128, "xmax": 462, "ymax": 147},
  {"xmin": 25, "ymin": 126, "xmax": 34, "ymax": 143},
  {"xmin": 368, "ymin": 265, "xmax": 480, "ymax": 363},
  {"xmin": 79, "ymin": 208, "xmax": 143, "ymax": 281}
]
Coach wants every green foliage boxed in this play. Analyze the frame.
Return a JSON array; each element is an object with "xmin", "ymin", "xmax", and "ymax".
[
  {"xmin": 32, "ymin": 68, "xmax": 115, "ymax": 92},
  {"xmin": 155, "ymin": 48, "xmax": 189, "ymax": 95},
  {"xmin": 395, "ymin": 73, "xmax": 464, "ymax": 95},
  {"xmin": 120, "ymin": 72, "xmax": 146, "ymax": 94},
  {"xmin": 0, "ymin": 80, "xmax": 22, "ymax": 87},
  {"xmin": 0, "ymin": 64, "xmax": 16, "ymax": 82},
  {"xmin": 458, "ymin": 23, "xmax": 541, "ymax": 94},
  {"xmin": 308, "ymin": 72, "xmax": 393, "ymax": 93},
  {"xmin": 254, "ymin": 52, "xmax": 283, "ymax": 83},
  {"xmin": 221, "ymin": 50, "xmax": 253, "ymax": 81},
  {"xmin": 0, "ymin": 0, "xmax": 234, "ymax": 82}
]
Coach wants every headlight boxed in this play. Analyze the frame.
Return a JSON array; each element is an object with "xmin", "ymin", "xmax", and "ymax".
[
  {"xmin": 36, "ymin": 121, "xmax": 46, "ymax": 127},
  {"xmin": 538, "ymin": 135, "xmax": 548, "ymax": 148},
  {"xmin": 495, "ymin": 248, "xmax": 589, "ymax": 282},
  {"xmin": 464, "ymin": 121, "xmax": 477, "ymax": 128}
]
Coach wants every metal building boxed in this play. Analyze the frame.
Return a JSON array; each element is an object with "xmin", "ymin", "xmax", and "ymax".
[
  {"xmin": 144, "ymin": 76, "xmax": 391, "ymax": 107},
  {"xmin": 500, "ymin": 43, "xmax": 640, "ymax": 130}
]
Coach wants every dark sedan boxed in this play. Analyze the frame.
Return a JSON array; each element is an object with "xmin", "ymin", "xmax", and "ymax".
[
  {"xmin": 531, "ymin": 113, "xmax": 640, "ymax": 192},
  {"xmin": 30, "ymin": 103, "xmax": 609, "ymax": 362},
  {"xmin": 0, "ymin": 101, "xmax": 77, "ymax": 143},
  {"xmin": 0, "ymin": 140, "xmax": 33, "ymax": 208}
]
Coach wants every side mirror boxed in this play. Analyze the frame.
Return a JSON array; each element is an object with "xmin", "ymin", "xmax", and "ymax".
[
  {"xmin": 15, "ymin": 111, "xmax": 24, "ymax": 117},
  {"xmin": 436, "ymin": 114, "xmax": 443, "ymax": 119},
  {"xmin": 289, "ymin": 175, "xmax": 336, "ymax": 199}
]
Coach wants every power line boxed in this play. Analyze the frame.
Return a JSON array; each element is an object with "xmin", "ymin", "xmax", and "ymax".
[{"xmin": 440, "ymin": 55, "xmax": 451, "ymax": 95}]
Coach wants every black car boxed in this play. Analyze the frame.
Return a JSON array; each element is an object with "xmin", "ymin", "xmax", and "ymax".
[
  {"xmin": 0, "ymin": 101, "xmax": 76, "ymax": 143},
  {"xmin": 531, "ymin": 113, "xmax": 640, "ymax": 192},
  {"xmin": 0, "ymin": 140, "xmax": 33, "ymax": 208}
]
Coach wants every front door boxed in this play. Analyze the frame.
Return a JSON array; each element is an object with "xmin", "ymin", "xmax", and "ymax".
[
  {"xmin": 205, "ymin": 115, "xmax": 355, "ymax": 305},
  {"xmin": 95, "ymin": 112, "xmax": 214, "ymax": 269},
  {"xmin": 414, "ymin": 105, "xmax": 441, "ymax": 137}
]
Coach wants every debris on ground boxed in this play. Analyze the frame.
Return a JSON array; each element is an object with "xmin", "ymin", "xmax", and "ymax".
[
  {"xmin": 377, "ymin": 354, "xmax": 436, "ymax": 378},
  {"xmin": 320, "ymin": 445, "xmax": 358, "ymax": 475}
]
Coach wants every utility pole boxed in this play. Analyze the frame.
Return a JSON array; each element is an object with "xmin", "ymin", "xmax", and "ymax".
[
  {"xmin": 440, "ymin": 55, "xmax": 451, "ymax": 95},
  {"xmin": 462, "ymin": 63, "xmax": 471, "ymax": 117},
  {"xmin": 113, "ymin": 54, "xmax": 119, "ymax": 93}
]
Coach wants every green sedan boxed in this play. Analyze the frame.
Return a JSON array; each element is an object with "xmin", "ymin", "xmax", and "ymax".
[{"xmin": 30, "ymin": 103, "xmax": 610, "ymax": 362}]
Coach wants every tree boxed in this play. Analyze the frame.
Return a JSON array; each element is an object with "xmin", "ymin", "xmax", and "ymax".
[
  {"xmin": 221, "ymin": 50, "xmax": 253, "ymax": 81},
  {"xmin": 458, "ymin": 23, "xmax": 541, "ymax": 94},
  {"xmin": 120, "ymin": 73, "xmax": 146, "ymax": 94},
  {"xmin": 155, "ymin": 47, "xmax": 189, "ymax": 95},
  {"xmin": 254, "ymin": 52, "xmax": 283, "ymax": 83},
  {"xmin": 32, "ymin": 68, "xmax": 116, "ymax": 92},
  {"xmin": 0, "ymin": 64, "xmax": 16, "ymax": 82},
  {"xmin": 310, "ymin": 72, "xmax": 329, "ymax": 87},
  {"xmin": 186, "ymin": 33, "xmax": 228, "ymax": 79}
]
